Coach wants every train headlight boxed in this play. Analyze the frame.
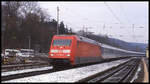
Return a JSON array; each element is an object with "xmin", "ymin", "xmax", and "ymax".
[
  {"xmin": 63, "ymin": 50, "xmax": 71, "ymax": 53},
  {"xmin": 51, "ymin": 54, "xmax": 54, "ymax": 56},
  {"xmin": 51, "ymin": 49, "xmax": 58, "ymax": 53}
]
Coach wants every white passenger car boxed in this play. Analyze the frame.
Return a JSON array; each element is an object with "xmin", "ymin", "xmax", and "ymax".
[
  {"xmin": 5, "ymin": 49, "xmax": 20, "ymax": 57},
  {"xmin": 19, "ymin": 49, "xmax": 34, "ymax": 57}
]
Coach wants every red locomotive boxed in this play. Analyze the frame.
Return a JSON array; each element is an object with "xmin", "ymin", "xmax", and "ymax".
[
  {"xmin": 48, "ymin": 35, "xmax": 145, "ymax": 68},
  {"xmin": 48, "ymin": 35, "xmax": 102, "ymax": 67}
]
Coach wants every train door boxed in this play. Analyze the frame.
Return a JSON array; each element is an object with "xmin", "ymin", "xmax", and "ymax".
[{"xmin": 74, "ymin": 40, "xmax": 80, "ymax": 65}]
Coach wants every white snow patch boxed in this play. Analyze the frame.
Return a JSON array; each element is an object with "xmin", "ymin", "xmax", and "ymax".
[{"xmin": 2, "ymin": 66, "xmax": 53, "ymax": 76}]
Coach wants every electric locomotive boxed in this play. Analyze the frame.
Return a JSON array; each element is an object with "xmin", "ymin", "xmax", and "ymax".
[{"xmin": 48, "ymin": 35, "xmax": 145, "ymax": 68}]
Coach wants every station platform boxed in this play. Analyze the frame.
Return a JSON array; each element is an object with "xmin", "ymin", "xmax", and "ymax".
[{"xmin": 142, "ymin": 57, "xmax": 149, "ymax": 83}]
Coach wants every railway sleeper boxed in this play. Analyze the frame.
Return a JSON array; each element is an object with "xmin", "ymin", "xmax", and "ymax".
[{"xmin": 77, "ymin": 58, "xmax": 139, "ymax": 83}]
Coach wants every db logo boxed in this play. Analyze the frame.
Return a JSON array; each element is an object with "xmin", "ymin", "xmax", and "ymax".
[{"xmin": 58, "ymin": 50, "xmax": 62, "ymax": 53}]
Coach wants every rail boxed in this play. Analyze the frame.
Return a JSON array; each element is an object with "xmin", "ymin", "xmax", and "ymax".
[
  {"xmin": 77, "ymin": 58, "xmax": 140, "ymax": 83},
  {"xmin": 2, "ymin": 62, "xmax": 49, "ymax": 72}
]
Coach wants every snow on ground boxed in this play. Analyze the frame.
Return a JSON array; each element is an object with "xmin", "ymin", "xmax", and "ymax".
[
  {"xmin": 2, "ymin": 66, "xmax": 53, "ymax": 76},
  {"xmin": 3, "ymin": 58, "xmax": 133, "ymax": 83},
  {"xmin": 130, "ymin": 63, "xmax": 142, "ymax": 82},
  {"xmin": 2, "ymin": 63, "xmax": 35, "ymax": 68}
]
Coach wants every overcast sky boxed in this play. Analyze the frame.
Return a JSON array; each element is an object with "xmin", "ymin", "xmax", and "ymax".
[{"xmin": 38, "ymin": 1, "xmax": 148, "ymax": 43}]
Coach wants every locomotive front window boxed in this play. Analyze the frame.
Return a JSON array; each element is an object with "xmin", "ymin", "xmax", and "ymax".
[{"xmin": 53, "ymin": 39, "xmax": 72, "ymax": 46}]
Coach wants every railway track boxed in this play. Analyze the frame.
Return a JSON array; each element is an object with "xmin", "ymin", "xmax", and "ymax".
[
  {"xmin": 2, "ymin": 68, "xmax": 54, "ymax": 81},
  {"xmin": 2, "ymin": 64, "xmax": 78, "ymax": 82},
  {"xmin": 2, "ymin": 57, "xmax": 129, "ymax": 82},
  {"xmin": 2, "ymin": 57, "xmax": 133, "ymax": 82},
  {"xmin": 77, "ymin": 58, "xmax": 141, "ymax": 83},
  {"xmin": 2, "ymin": 62, "xmax": 49, "ymax": 72}
]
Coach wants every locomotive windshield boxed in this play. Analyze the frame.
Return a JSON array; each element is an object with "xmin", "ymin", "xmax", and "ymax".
[{"xmin": 53, "ymin": 39, "xmax": 72, "ymax": 46}]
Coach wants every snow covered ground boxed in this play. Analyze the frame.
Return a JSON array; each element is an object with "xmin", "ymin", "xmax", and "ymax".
[
  {"xmin": 130, "ymin": 63, "xmax": 142, "ymax": 82},
  {"xmin": 3, "ymin": 58, "xmax": 133, "ymax": 83},
  {"xmin": 2, "ymin": 66, "xmax": 53, "ymax": 76}
]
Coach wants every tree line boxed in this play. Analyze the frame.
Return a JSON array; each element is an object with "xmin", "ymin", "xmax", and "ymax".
[{"xmin": 1, "ymin": 2, "xmax": 73, "ymax": 53}]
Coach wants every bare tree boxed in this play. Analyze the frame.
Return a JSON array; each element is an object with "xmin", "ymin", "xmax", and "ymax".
[{"xmin": 2, "ymin": 1, "xmax": 68, "ymax": 52}]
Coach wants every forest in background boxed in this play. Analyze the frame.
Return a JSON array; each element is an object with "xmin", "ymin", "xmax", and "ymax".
[{"xmin": 1, "ymin": 2, "xmax": 74, "ymax": 52}]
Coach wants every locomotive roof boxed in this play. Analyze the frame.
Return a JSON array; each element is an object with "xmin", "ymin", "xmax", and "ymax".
[
  {"xmin": 54, "ymin": 35, "xmax": 98, "ymax": 45},
  {"xmin": 55, "ymin": 34, "xmax": 76, "ymax": 36},
  {"xmin": 77, "ymin": 35, "xmax": 98, "ymax": 45},
  {"xmin": 78, "ymin": 36, "xmax": 144, "ymax": 54}
]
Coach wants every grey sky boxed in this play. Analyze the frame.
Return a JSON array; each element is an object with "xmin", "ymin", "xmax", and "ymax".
[{"xmin": 38, "ymin": 1, "xmax": 148, "ymax": 43}]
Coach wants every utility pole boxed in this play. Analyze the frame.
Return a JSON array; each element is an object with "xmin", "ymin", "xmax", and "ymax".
[
  {"xmin": 65, "ymin": 25, "xmax": 67, "ymax": 33},
  {"xmin": 103, "ymin": 24, "xmax": 105, "ymax": 30},
  {"xmin": 85, "ymin": 27, "xmax": 88, "ymax": 36},
  {"xmin": 84, "ymin": 27, "xmax": 92, "ymax": 36},
  {"xmin": 28, "ymin": 36, "xmax": 31, "ymax": 57},
  {"xmin": 103, "ymin": 24, "xmax": 107, "ymax": 36},
  {"xmin": 57, "ymin": 6, "xmax": 59, "ymax": 35},
  {"xmin": 29, "ymin": 36, "xmax": 31, "ymax": 49},
  {"xmin": 83, "ymin": 26, "xmax": 85, "ymax": 36},
  {"xmin": 132, "ymin": 24, "xmax": 136, "ymax": 42}
]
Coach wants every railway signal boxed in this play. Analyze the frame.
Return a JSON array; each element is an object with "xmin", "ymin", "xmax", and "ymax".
[{"xmin": 57, "ymin": 6, "xmax": 59, "ymax": 35}]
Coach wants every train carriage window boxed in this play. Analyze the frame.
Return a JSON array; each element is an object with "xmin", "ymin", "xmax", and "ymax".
[{"xmin": 53, "ymin": 39, "xmax": 72, "ymax": 46}]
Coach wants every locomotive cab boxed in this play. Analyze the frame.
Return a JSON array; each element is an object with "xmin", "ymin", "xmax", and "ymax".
[
  {"xmin": 50, "ymin": 39, "xmax": 72, "ymax": 58},
  {"xmin": 49, "ymin": 35, "xmax": 76, "ymax": 67}
]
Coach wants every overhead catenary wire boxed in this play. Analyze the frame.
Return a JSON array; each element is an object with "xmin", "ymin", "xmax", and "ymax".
[
  {"xmin": 61, "ymin": 7, "xmax": 95, "ymax": 32},
  {"xmin": 56, "ymin": 4, "xmax": 124, "ymax": 31},
  {"xmin": 119, "ymin": 4, "xmax": 131, "ymax": 24},
  {"xmin": 63, "ymin": 6, "xmax": 120, "ymax": 37},
  {"xmin": 63, "ymin": 4, "xmax": 132, "ymax": 38},
  {"xmin": 104, "ymin": 2, "xmax": 122, "ymax": 24}
]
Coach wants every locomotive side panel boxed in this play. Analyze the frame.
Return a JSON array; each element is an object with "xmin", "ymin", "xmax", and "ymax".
[
  {"xmin": 69, "ymin": 36, "xmax": 77, "ymax": 65},
  {"xmin": 74, "ymin": 41, "xmax": 102, "ymax": 65}
]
